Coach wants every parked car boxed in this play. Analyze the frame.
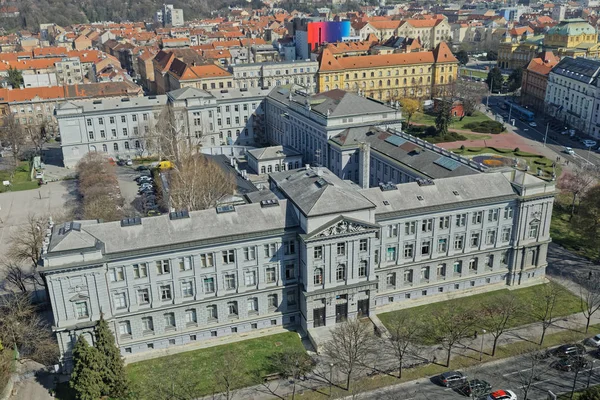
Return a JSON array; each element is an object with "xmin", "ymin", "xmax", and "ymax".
[
  {"xmin": 137, "ymin": 176, "xmax": 153, "ymax": 184},
  {"xmin": 553, "ymin": 344, "xmax": 586, "ymax": 358},
  {"xmin": 147, "ymin": 210, "xmax": 161, "ymax": 217},
  {"xmin": 136, "ymin": 165, "xmax": 149, "ymax": 171},
  {"xmin": 583, "ymin": 140, "xmax": 597, "ymax": 148},
  {"xmin": 35, "ymin": 172, "xmax": 44, "ymax": 179},
  {"xmin": 459, "ymin": 379, "xmax": 492, "ymax": 397},
  {"xmin": 126, "ymin": 159, "xmax": 133, "ymax": 166},
  {"xmin": 487, "ymin": 390, "xmax": 517, "ymax": 400},
  {"xmin": 437, "ymin": 371, "xmax": 467, "ymax": 387},
  {"xmin": 138, "ymin": 187, "xmax": 154, "ymax": 194},
  {"xmin": 116, "ymin": 159, "xmax": 126, "ymax": 166},
  {"xmin": 564, "ymin": 147, "xmax": 575, "ymax": 155},
  {"xmin": 586, "ymin": 334, "xmax": 600, "ymax": 347},
  {"xmin": 529, "ymin": 122, "xmax": 537, "ymax": 127},
  {"xmin": 554, "ymin": 357, "xmax": 589, "ymax": 372}
]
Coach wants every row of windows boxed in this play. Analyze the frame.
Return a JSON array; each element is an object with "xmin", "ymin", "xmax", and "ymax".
[
  {"xmin": 259, "ymin": 161, "xmax": 301, "ymax": 174},
  {"xmin": 312, "ymin": 240, "xmax": 368, "ymax": 259},
  {"xmin": 312, "ymin": 260, "xmax": 368, "ymax": 285},
  {"xmin": 87, "ymin": 114, "xmax": 149, "ymax": 126},
  {"xmin": 88, "ymin": 126, "xmax": 143, "ymax": 140}
]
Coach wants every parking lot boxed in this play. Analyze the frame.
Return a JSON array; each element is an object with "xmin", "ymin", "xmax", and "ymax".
[{"xmin": 115, "ymin": 165, "xmax": 161, "ymax": 218}]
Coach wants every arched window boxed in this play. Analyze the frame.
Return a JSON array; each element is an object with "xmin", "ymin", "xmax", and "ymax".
[
  {"xmin": 325, "ymin": 85, "xmax": 330, "ymax": 91},
  {"xmin": 260, "ymin": 166, "xmax": 266, "ymax": 174},
  {"xmin": 378, "ymin": 80, "xmax": 382, "ymax": 87},
  {"xmin": 102, "ymin": 144, "xmax": 107, "ymax": 152},
  {"xmin": 314, "ymin": 268, "xmax": 323, "ymax": 285},
  {"xmin": 275, "ymin": 164, "xmax": 280, "ymax": 172},
  {"xmin": 113, "ymin": 143, "xmax": 118, "ymax": 151},
  {"xmin": 419, "ymin": 77, "xmax": 423, "ymax": 83},
  {"xmin": 395, "ymin": 79, "xmax": 399, "ymax": 85},
  {"xmin": 124, "ymin": 142, "xmax": 130, "ymax": 150},
  {"xmin": 336, "ymin": 264, "xmax": 346, "ymax": 281},
  {"xmin": 387, "ymin": 79, "xmax": 390, "ymax": 86},
  {"xmin": 440, "ymin": 76, "xmax": 445, "ymax": 83},
  {"xmin": 135, "ymin": 140, "xmax": 140, "ymax": 148},
  {"xmin": 345, "ymin": 83, "xmax": 349, "ymax": 90},
  {"xmin": 267, "ymin": 165, "xmax": 272, "ymax": 173},
  {"xmin": 403, "ymin": 78, "xmax": 407, "ymax": 84},
  {"xmin": 358, "ymin": 260, "xmax": 368, "ymax": 277}
]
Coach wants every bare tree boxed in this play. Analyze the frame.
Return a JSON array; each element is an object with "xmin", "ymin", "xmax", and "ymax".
[
  {"xmin": 557, "ymin": 168, "xmax": 597, "ymax": 220},
  {"xmin": 0, "ymin": 293, "xmax": 59, "ymax": 364},
  {"xmin": 429, "ymin": 305, "xmax": 475, "ymax": 367},
  {"xmin": 529, "ymin": 281, "xmax": 564, "ymax": 345},
  {"xmin": 452, "ymin": 79, "xmax": 488, "ymax": 116},
  {"xmin": 76, "ymin": 153, "xmax": 124, "ymax": 221},
  {"xmin": 480, "ymin": 293, "xmax": 520, "ymax": 356},
  {"xmin": 267, "ymin": 348, "xmax": 315, "ymax": 400},
  {"xmin": 26, "ymin": 121, "xmax": 47, "ymax": 156},
  {"xmin": 514, "ymin": 348, "xmax": 549, "ymax": 400},
  {"xmin": 323, "ymin": 318, "xmax": 377, "ymax": 390},
  {"xmin": 214, "ymin": 349, "xmax": 244, "ymax": 400},
  {"xmin": 168, "ymin": 154, "xmax": 236, "ymax": 211},
  {"xmin": 1, "ymin": 261, "xmax": 32, "ymax": 293},
  {"xmin": 572, "ymin": 273, "xmax": 600, "ymax": 333},
  {"xmin": 385, "ymin": 314, "xmax": 424, "ymax": 378},
  {"xmin": 0, "ymin": 114, "xmax": 26, "ymax": 166},
  {"xmin": 8, "ymin": 214, "xmax": 46, "ymax": 269}
]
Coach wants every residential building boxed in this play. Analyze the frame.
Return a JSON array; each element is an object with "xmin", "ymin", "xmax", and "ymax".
[
  {"xmin": 247, "ymin": 145, "xmax": 303, "ymax": 175},
  {"xmin": 167, "ymin": 62, "xmax": 234, "ymax": 92},
  {"xmin": 56, "ymin": 86, "xmax": 270, "ymax": 167},
  {"xmin": 55, "ymin": 57, "xmax": 84, "ymax": 85},
  {"xmin": 151, "ymin": 49, "xmax": 204, "ymax": 94},
  {"xmin": 545, "ymin": 57, "xmax": 600, "ymax": 138},
  {"xmin": 41, "ymin": 164, "xmax": 555, "ymax": 369},
  {"xmin": 317, "ymin": 42, "xmax": 458, "ymax": 102},
  {"xmin": 228, "ymin": 60, "xmax": 318, "ymax": 92},
  {"xmin": 395, "ymin": 18, "xmax": 453, "ymax": 50},
  {"xmin": 497, "ymin": 29, "xmax": 543, "ymax": 70},
  {"xmin": 521, "ymin": 51, "xmax": 559, "ymax": 113},
  {"xmin": 155, "ymin": 4, "xmax": 184, "ymax": 27}
]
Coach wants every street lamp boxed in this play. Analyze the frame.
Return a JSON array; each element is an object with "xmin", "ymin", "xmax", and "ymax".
[
  {"xmin": 543, "ymin": 122, "xmax": 549, "ymax": 147},
  {"xmin": 479, "ymin": 329, "xmax": 487, "ymax": 361},
  {"xmin": 329, "ymin": 363, "xmax": 334, "ymax": 398}
]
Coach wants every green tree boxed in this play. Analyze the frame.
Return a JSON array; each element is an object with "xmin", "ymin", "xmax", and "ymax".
[
  {"xmin": 70, "ymin": 336, "xmax": 104, "ymax": 400},
  {"xmin": 6, "ymin": 66, "xmax": 23, "ymax": 89},
  {"xmin": 486, "ymin": 67, "xmax": 503, "ymax": 93},
  {"xmin": 574, "ymin": 185, "xmax": 600, "ymax": 262},
  {"xmin": 507, "ymin": 68, "xmax": 523, "ymax": 92},
  {"xmin": 435, "ymin": 100, "xmax": 453, "ymax": 137},
  {"xmin": 486, "ymin": 50, "xmax": 498, "ymax": 61},
  {"xmin": 400, "ymin": 98, "xmax": 420, "ymax": 127},
  {"xmin": 455, "ymin": 49, "xmax": 469, "ymax": 65},
  {"xmin": 95, "ymin": 315, "xmax": 129, "ymax": 398}
]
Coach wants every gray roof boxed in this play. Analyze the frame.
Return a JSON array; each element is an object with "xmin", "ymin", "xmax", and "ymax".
[
  {"xmin": 267, "ymin": 85, "xmax": 397, "ymax": 119},
  {"xmin": 270, "ymin": 167, "xmax": 376, "ymax": 217},
  {"xmin": 47, "ymin": 200, "xmax": 298, "ymax": 255},
  {"xmin": 331, "ymin": 126, "xmax": 479, "ymax": 179},
  {"xmin": 205, "ymin": 154, "xmax": 258, "ymax": 195},
  {"xmin": 56, "ymin": 95, "xmax": 168, "ymax": 114},
  {"xmin": 361, "ymin": 172, "xmax": 517, "ymax": 219},
  {"xmin": 229, "ymin": 59, "xmax": 318, "ymax": 69},
  {"xmin": 247, "ymin": 145, "xmax": 301, "ymax": 161},
  {"xmin": 167, "ymin": 87, "xmax": 214, "ymax": 100},
  {"xmin": 551, "ymin": 57, "xmax": 600, "ymax": 84}
]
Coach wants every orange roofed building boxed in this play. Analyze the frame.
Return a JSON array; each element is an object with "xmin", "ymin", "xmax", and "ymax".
[
  {"xmin": 167, "ymin": 60, "xmax": 233, "ymax": 91},
  {"xmin": 521, "ymin": 51, "xmax": 559, "ymax": 112},
  {"xmin": 317, "ymin": 41, "xmax": 458, "ymax": 102}
]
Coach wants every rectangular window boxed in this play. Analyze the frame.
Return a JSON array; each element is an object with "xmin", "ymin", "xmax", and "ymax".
[
  {"xmin": 114, "ymin": 293, "xmax": 127, "ymax": 309},
  {"xmin": 264, "ymin": 243, "xmax": 277, "ymax": 258},
  {"xmin": 182, "ymin": 281, "xmax": 194, "ymax": 297},
  {"xmin": 185, "ymin": 309, "xmax": 197, "ymax": 324},
  {"xmin": 421, "ymin": 266, "xmax": 430, "ymax": 281},
  {"xmin": 486, "ymin": 230, "xmax": 497, "ymax": 245},
  {"xmin": 225, "ymin": 274, "xmax": 236, "ymax": 290},
  {"xmin": 110, "ymin": 267, "xmax": 124, "ymax": 282},
  {"xmin": 488, "ymin": 209, "xmax": 499, "ymax": 222},
  {"xmin": 244, "ymin": 246, "xmax": 256, "ymax": 261},
  {"xmin": 266, "ymin": 267, "xmax": 276, "ymax": 283},
  {"xmin": 386, "ymin": 272, "xmax": 396, "ymax": 287},
  {"xmin": 472, "ymin": 211, "xmax": 483, "ymax": 224},
  {"xmin": 178, "ymin": 256, "xmax": 192, "ymax": 271},
  {"xmin": 207, "ymin": 305, "xmax": 218, "ymax": 320},
  {"xmin": 227, "ymin": 301, "xmax": 238, "ymax": 316},
  {"xmin": 421, "ymin": 240, "xmax": 431, "ymax": 255},
  {"xmin": 201, "ymin": 253, "xmax": 214, "ymax": 268},
  {"xmin": 137, "ymin": 288, "xmax": 150, "ymax": 304},
  {"xmin": 438, "ymin": 238, "xmax": 448, "ymax": 253},
  {"xmin": 503, "ymin": 206, "xmax": 514, "ymax": 219},
  {"xmin": 204, "ymin": 277, "xmax": 215, "ymax": 293},
  {"xmin": 284, "ymin": 240, "xmax": 296, "ymax": 255},
  {"xmin": 386, "ymin": 246, "xmax": 397, "ymax": 262},
  {"xmin": 455, "ymin": 214, "xmax": 466, "ymax": 227},
  {"xmin": 287, "ymin": 291, "xmax": 296, "ymax": 306},
  {"xmin": 387, "ymin": 224, "xmax": 398, "ymax": 237},
  {"xmin": 247, "ymin": 297, "xmax": 259, "ymax": 312},
  {"xmin": 404, "ymin": 269, "xmax": 413, "ymax": 283},
  {"xmin": 142, "ymin": 317, "xmax": 154, "ymax": 332},
  {"xmin": 470, "ymin": 232, "xmax": 480, "ymax": 247},
  {"xmin": 118, "ymin": 321, "xmax": 131, "ymax": 336},
  {"xmin": 121, "ymin": 115, "xmax": 126, "ymax": 123},
  {"xmin": 160, "ymin": 285, "xmax": 172, "ymax": 300},
  {"xmin": 502, "ymin": 227, "xmax": 512, "ymax": 242},
  {"xmin": 337, "ymin": 242, "xmax": 346, "ymax": 256},
  {"xmin": 421, "ymin": 219, "xmax": 433, "ymax": 232},
  {"xmin": 75, "ymin": 301, "xmax": 89, "ymax": 318},
  {"xmin": 358, "ymin": 261, "xmax": 367, "ymax": 277},
  {"xmin": 285, "ymin": 264, "xmax": 295, "ymax": 280},
  {"xmin": 439, "ymin": 216, "xmax": 450, "ymax": 229},
  {"xmin": 404, "ymin": 243, "xmax": 414, "ymax": 258},
  {"xmin": 122, "ymin": 128, "xmax": 128, "ymax": 136},
  {"xmin": 469, "ymin": 258, "xmax": 478, "ymax": 271},
  {"xmin": 405, "ymin": 221, "xmax": 416, "ymax": 235},
  {"xmin": 133, "ymin": 263, "xmax": 148, "ymax": 278},
  {"xmin": 501, "ymin": 251, "xmax": 509, "ymax": 265},
  {"xmin": 268, "ymin": 294, "xmax": 278, "ymax": 309},
  {"xmin": 359, "ymin": 239, "xmax": 368, "ymax": 252},
  {"xmin": 222, "ymin": 250, "xmax": 235, "ymax": 264},
  {"xmin": 164, "ymin": 313, "xmax": 175, "ymax": 329},
  {"xmin": 453, "ymin": 261, "xmax": 462, "ymax": 274},
  {"xmin": 244, "ymin": 270, "xmax": 256, "ymax": 286},
  {"xmin": 437, "ymin": 263, "xmax": 446, "ymax": 278},
  {"xmin": 314, "ymin": 246, "xmax": 323, "ymax": 259},
  {"xmin": 528, "ymin": 223, "xmax": 539, "ymax": 238},
  {"xmin": 454, "ymin": 234, "xmax": 464, "ymax": 250},
  {"xmin": 156, "ymin": 260, "xmax": 170, "ymax": 275},
  {"xmin": 485, "ymin": 255, "xmax": 494, "ymax": 270}
]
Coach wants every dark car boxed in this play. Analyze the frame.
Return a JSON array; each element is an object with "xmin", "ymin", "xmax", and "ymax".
[
  {"xmin": 554, "ymin": 357, "xmax": 589, "ymax": 372},
  {"xmin": 136, "ymin": 165, "xmax": 149, "ymax": 171},
  {"xmin": 553, "ymin": 344, "xmax": 586, "ymax": 358},
  {"xmin": 438, "ymin": 371, "xmax": 467, "ymax": 387},
  {"xmin": 116, "ymin": 159, "xmax": 126, "ymax": 166},
  {"xmin": 459, "ymin": 379, "xmax": 492, "ymax": 397},
  {"xmin": 138, "ymin": 187, "xmax": 154, "ymax": 195}
]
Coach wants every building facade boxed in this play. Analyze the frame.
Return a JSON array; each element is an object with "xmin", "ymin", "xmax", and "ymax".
[
  {"xmin": 521, "ymin": 51, "xmax": 559, "ymax": 113},
  {"xmin": 229, "ymin": 60, "xmax": 319, "ymax": 93},
  {"xmin": 41, "ymin": 165, "xmax": 555, "ymax": 369},
  {"xmin": 545, "ymin": 57, "xmax": 600, "ymax": 138},
  {"xmin": 317, "ymin": 42, "xmax": 458, "ymax": 102},
  {"xmin": 56, "ymin": 87, "xmax": 270, "ymax": 167}
]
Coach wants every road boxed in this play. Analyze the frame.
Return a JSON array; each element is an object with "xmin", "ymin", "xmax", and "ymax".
[
  {"xmin": 359, "ymin": 348, "xmax": 600, "ymax": 400},
  {"xmin": 486, "ymin": 96, "xmax": 600, "ymax": 169}
]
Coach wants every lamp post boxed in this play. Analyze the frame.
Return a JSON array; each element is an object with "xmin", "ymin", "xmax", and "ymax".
[
  {"xmin": 479, "ymin": 329, "xmax": 487, "ymax": 361},
  {"xmin": 329, "ymin": 363, "xmax": 334, "ymax": 398},
  {"xmin": 543, "ymin": 122, "xmax": 549, "ymax": 147}
]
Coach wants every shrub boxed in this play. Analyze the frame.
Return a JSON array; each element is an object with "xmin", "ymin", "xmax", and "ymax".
[
  {"xmin": 460, "ymin": 145, "xmax": 466, "ymax": 150},
  {"xmin": 463, "ymin": 120, "xmax": 505, "ymax": 134},
  {"xmin": 514, "ymin": 147, "xmax": 520, "ymax": 152}
]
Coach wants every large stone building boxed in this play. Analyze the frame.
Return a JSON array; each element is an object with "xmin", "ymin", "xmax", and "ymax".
[
  {"xmin": 56, "ymin": 87, "xmax": 270, "ymax": 167},
  {"xmin": 521, "ymin": 51, "xmax": 559, "ymax": 113},
  {"xmin": 228, "ymin": 60, "xmax": 319, "ymax": 93},
  {"xmin": 41, "ymin": 163, "xmax": 555, "ymax": 369},
  {"xmin": 545, "ymin": 57, "xmax": 600, "ymax": 138},
  {"xmin": 544, "ymin": 19, "xmax": 600, "ymax": 58},
  {"xmin": 317, "ymin": 42, "xmax": 458, "ymax": 102},
  {"xmin": 497, "ymin": 29, "xmax": 543, "ymax": 70}
]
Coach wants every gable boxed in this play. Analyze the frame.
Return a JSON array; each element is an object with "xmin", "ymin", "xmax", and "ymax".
[{"xmin": 303, "ymin": 216, "xmax": 379, "ymax": 241}]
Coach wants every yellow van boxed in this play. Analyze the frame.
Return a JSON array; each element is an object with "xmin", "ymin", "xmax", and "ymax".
[{"xmin": 158, "ymin": 160, "xmax": 173, "ymax": 169}]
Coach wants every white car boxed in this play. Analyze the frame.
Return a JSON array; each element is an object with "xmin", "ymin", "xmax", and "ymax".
[
  {"xmin": 564, "ymin": 147, "xmax": 575, "ymax": 155},
  {"xmin": 586, "ymin": 334, "xmax": 600, "ymax": 347},
  {"xmin": 529, "ymin": 122, "xmax": 537, "ymax": 127},
  {"xmin": 35, "ymin": 172, "xmax": 43, "ymax": 179},
  {"xmin": 583, "ymin": 140, "xmax": 597, "ymax": 148},
  {"xmin": 487, "ymin": 389, "xmax": 517, "ymax": 400}
]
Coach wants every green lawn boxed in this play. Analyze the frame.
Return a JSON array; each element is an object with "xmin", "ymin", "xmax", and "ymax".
[
  {"xmin": 126, "ymin": 332, "xmax": 305, "ymax": 399},
  {"xmin": 460, "ymin": 69, "xmax": 489, "ymax": 80},
  {"xmin": 0, "ymin": 161, "xmax": 38, "ymax": 192},
  {"xmin": 550, "ymin": 196, "xmax": 597, "ymax": 261},
  {"xmin": 378, "ymin": 284, "xmax": 582, "ymax": 345},
  {"xmin": 410, "ymin": 111, "xmax": 497, "ymax": 133}
]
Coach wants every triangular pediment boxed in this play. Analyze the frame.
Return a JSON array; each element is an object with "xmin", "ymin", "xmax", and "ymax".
[
  {"xmin": 69, "ymin": 293, "xmax": 89, "ymax": 302},
  {"xmin": 304, "ymin": 215, "xmax": 379, "ymax": 241}
]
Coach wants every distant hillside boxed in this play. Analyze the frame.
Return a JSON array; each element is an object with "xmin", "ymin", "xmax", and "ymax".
[{"xmin": 0, "ymin": 0, "xmax": 221, "ymax": 32}]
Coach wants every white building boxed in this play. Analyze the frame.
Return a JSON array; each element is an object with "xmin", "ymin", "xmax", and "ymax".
[
  {"xmin": 155, "ymin": 4, "xmax": 184, "ymax": 27},
  {"xmin": 229, "ymin": 60, "xmax": 319, "ymax": 93}
]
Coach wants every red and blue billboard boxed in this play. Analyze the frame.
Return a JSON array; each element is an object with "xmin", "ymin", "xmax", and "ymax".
[{"xmin": 306, "ymin": 21, "xmax": 351, "ymax": 52}]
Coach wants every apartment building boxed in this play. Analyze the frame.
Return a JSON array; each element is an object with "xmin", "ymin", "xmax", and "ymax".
[
  {"xmin": 229, "ymin": 60, "xmax": 318, "ymax": 93},
  {"xmin": 56, "ymin": 86, "xmax": 270, "ymax": 167},
  {"xmin": 41, "ymin": 165, "xmax": 554, "ymax": 369},
  {"xmin": 545, "ymin": 57, "xmax": 600, "ymax": 138},
  {"xmin": 317, "ymin": 42, "xmax": 458, "ymax": 102},
  {"xmin": 55, "ymin": 57, "xmax": 84, "ymax": 85},
  {"xmin": 521, "ymin": 51, "xmax": 559, "ymax": 113},
  {"xmin": 264, "ymin": 86, "xmax": 402, "ymax": 166}
]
